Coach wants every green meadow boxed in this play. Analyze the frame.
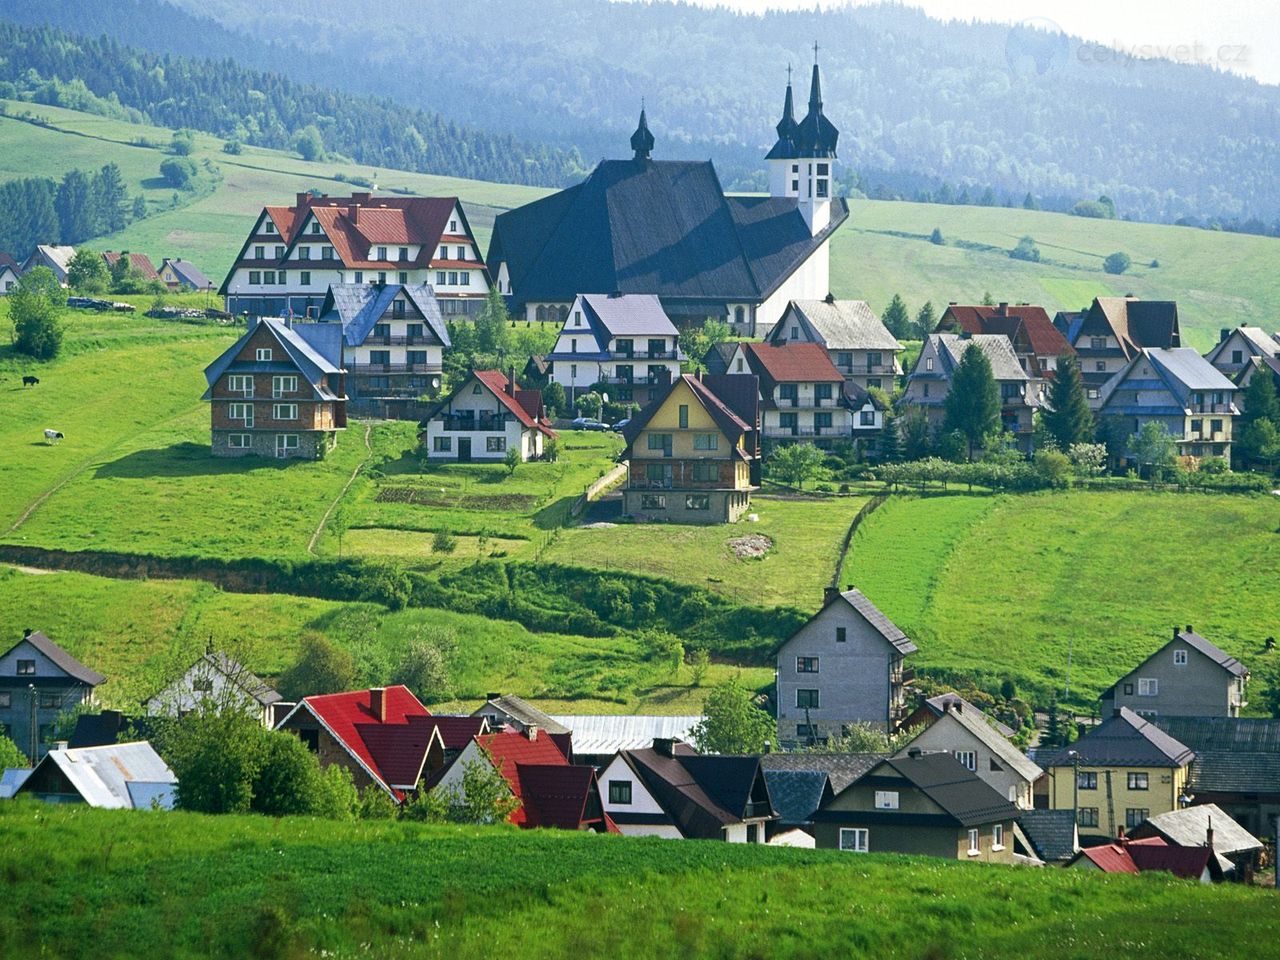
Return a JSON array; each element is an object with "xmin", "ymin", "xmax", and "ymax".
[{"xmin": 1, "ymin": 805, "xmax": 1274, "ymax": 960}]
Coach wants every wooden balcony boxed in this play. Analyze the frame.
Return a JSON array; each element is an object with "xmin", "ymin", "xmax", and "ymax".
[{"xmin": 348, "ymin": 362, "xmax": 442, "ymax": 375}]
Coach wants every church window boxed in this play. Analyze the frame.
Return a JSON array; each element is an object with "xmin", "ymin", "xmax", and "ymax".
[{"xmin": 734, "ymin": 306, "xmax": 744, "ymax": 325}]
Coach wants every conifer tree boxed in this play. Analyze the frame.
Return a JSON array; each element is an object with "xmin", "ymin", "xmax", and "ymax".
[
  {"xmin": 943, "ymin": 341, "xmax": 1001, "ymax": 460},
  {"xmin": 912, "ymin": 300, "xmax": 937, "ymax": 340},
  {"xmin": 1043, "ymin": 353, "xmax": 1094, "ymax": 450},
  {"xmin": 881, "ymin": 294, "xmax": 910, "ymax": 339}
]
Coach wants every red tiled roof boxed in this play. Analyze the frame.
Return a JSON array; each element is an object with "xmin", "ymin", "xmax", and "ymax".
[
  {"xmin": 516, "ymin": 763, "xmax": 598, "ymax": 829},
  {"xmin": 300, "ymin": 197, "xmax": 459, "ymax": 269},
  {"xmin": 476, "ymin": 730, "xmax": 569, "ymax": 826},
  {"xmin": 298, "ymin": 686, "xmax": 439, "ymax": 799},
  {"xmin": 0, "ymin": 252, "xmax": 18, "ymax": 271},
  {"xmin": 1078, "ymin": 836, "xmax": 1210, "ymax": 878},
  {"xmin": 103, "ymin": 251, "xmax": 160, "ymax": 281},
  {"xmin": 1079, "ymin": 842, "xmax": 1141, "ymax": 873},
  {"xmin": 473, "ymin": 371, "xmax": 558, "ymax": 438},
  {"xmin": 941, "ymin": 304, "xmax": 1072, "ymax": 359},
  {"xmin": 431, "ymin": 716, "xmax": 490, "ymax": 751},
  {"xmin": 742, "ymin": 342, "xmax": 844, "ymax": 382}
]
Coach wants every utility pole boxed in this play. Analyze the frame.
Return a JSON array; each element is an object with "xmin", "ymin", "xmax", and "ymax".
[
  {"xmin": 1068, "ymin": 749, "xmax": 1079, "ymax": 830},
  {"xmin": 27, "ymin": 683, "xmax": 37, "ymax": 764}
]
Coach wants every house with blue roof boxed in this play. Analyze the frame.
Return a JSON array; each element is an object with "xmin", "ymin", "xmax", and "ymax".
[
  {"xmin": 1097, "ymin": 346, "xmax": 1238, "ymax": 462},
  {"xmin": 202, "ymin": 317, "xmax": 346, "ymax": 458},
  {"xmin": 547, "ymin": 293, "xmax": 683, "ymax": 408},
  {"xmin": 317, "ymin": 283, "xmax": 450, "ymax": 417}
]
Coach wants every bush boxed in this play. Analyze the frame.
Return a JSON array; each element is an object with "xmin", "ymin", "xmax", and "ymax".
[
  {"xmin": 9, "ymin": 267, "xmax": 64, "ymax": 360},
  {"xmin": 929, "ymin": 227, "xmax": 944, "ymax": 245},
  {"xmin": 160, "ymin": 156, "xmax": 198, "ymax": 189},
  {"xmin": 1010, "ymin": 236, "xmax": 1041, "ymax": 262},
  {"xmin": 222, "ymin": 139, "xmax": 243, "ymax": 155},
  {"xmin": 1198, "ymin": 456, "xmax": 1230, "ymax": 475},
  {"xmin": 1102, "ymin": 251, "xmax": 1131, "ymax": 275},
  {"xmin": 0, "ymin": 734, "xmax": 28, "ymax": 769},
  {"xmin": 1033, "ymin": 449, "xmax": 1071, "ymax": 488},
  {"xmin": 277, "ymin": 633, "xmax": 359, "ymax": 701},
  {"xmin": 169, "ymin": 130, "xmax": 195, "ymax": 156},
  {"xmin": 432, "ymin": 528, "xmax": 458, "ymax": 554}
]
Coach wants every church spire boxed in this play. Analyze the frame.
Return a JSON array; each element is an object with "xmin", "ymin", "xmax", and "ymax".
[
  {"xmin": 808, "ymin": 45, "xmax": 823, "ymax": 114},
  {"xmin": 630, "ymin": 105, "xmax": 655, "ymax": 161},
  {"xmin": 794, "ymin": 48, "xmax": 838, "ymax": 159},
  {"xmin": 765, "ymin": 65, "xmax": 799, "ymax": 161}
]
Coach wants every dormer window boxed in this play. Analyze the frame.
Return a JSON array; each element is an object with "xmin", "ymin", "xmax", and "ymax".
[
  {"xmin": 264, "ymin": 221, "xmax": 276, "ymax": 234},
  {"xmin": 399, "ymin": 247, "xmax": 409, "ymax": 261},
  {"xmin": 310, "ymin": 222, "xmax": 320, "ymax": 234},
  {"xmin": 377, "ymin": 246, "xmax": 388, "ymax": 261}
]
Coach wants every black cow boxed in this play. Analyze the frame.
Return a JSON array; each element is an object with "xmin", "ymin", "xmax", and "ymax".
[{"xmin": 22, "ymin": 376, "xmax": 39, "ymax": 387}]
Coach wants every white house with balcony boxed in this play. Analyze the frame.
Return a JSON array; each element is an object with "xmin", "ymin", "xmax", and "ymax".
[
  {"xmin": 727, "ymin": 341, "xmax": 864, "ymax": 449},
  {"xmin": 316, "ymin": 283, "xmax": 450, "ymax": 417},
  {"xmin": 421, "ymin": 370, "xmax": 556, "ymax": 462},
  {"xmin": 547, "ymin": 293, "xmax": 684, "ymax": 409},
  {"xmin": 1098, "ymin": 347, "xmax": 1239, "ymax": 462},
  {"xmin": 767, "ymin": 298, "xmax": 903, "ymax": 393}
]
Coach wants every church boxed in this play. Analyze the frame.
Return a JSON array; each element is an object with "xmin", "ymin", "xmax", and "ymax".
[{"xmin": 486, "ymin": 61, "xmax": 846, "ymax": 337}]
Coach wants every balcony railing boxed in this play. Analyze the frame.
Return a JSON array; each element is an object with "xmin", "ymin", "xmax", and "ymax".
[
  {"xmin": 764, "ymin": 426, "xmax": 835, "ymax": 437},
  {"xmin": 597, "ymin": 373, "xmax": 672, "ymax": 385},
  {"xmin": 1189, "ymin": 402, "xmax": 1232, "ymax": 414},
  {"xmin": 611, "ymin": 350, "xmax": 679, "ymax": 361},
  {"xmin": 361, "ymin": 335, "xmax": 439, "ymax": 347},
  {"xmin": 349, "ymin": 362, "xmax": 442, "ymax": 374},
  {"xmin": 440, "ymin": 415, "xmax": 508, "ymax": 432},
  {"xmin": 778, "ymin": 397, "xmax": 839, "ymax": 408}
]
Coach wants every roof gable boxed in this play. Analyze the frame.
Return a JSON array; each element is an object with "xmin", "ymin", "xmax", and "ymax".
[
  {"xmin": 1043, "ymin": 707, "xmax": 1194, "ymax": 769},
  {"xmin": 849, "ymin": 754, "xmax": 1018, "ymax": 826},
  {"xmin": 780, "ymin": 299, "xmax": 901, "ymax": 351},
  {"xmin": 620, "ymin": 374, "xmax": 757, "ymax": 455},
  {"xmin": 1, "ymin": 631, "xmax": 104, "ymax": 686},
  {"xmin": 742, "ymin": 341, "xmax": 844, "ymax": 384}
]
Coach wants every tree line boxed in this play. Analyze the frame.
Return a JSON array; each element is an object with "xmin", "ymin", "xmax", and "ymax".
[{"xmin": 0, "ymin": 164, "xmax": 136, "ymax": 260}]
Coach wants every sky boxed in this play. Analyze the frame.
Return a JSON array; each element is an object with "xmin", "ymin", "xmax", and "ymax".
[{"xmin": 667, "ymin": 0, "xmax": 1280, "ymax": 85}]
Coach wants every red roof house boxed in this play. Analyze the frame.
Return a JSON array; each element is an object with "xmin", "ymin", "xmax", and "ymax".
[
  {"xmin": 938, "ymin": 302, "xmax": 1073, "ymax": 378},
  {"xmin": 422, "ymin": 370, "xmax": 557, "ymax": 463},
  {"xmin": 1069, "ymin": 835, "xmax": 1216, "ymax": 882},
  {"xmin": 276, "ymin": 685, "xmax": 447, "ymax": 801},
  {"xmin": 102, "ymin": 251, "xmax": 161, "ymax": 282}
]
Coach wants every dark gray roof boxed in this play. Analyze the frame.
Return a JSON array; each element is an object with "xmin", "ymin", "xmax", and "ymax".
[
  {"xmin": 624, "ymin": 746, "xmax": 776, "ymax": 839},
  {"xmin": 1041, "ymin": 707, "xmax": 1195, "ymax": 769},
  {"xmin": 1152, "ymin": 717, "xmax": 1280, "ymax": 795},
  {"xmin": 776, "ymin": 299, "xmax": 901, "ymax": 351},
  {"xmin": 1147, "ymin": 348, "xmax": 1238, "ymax": 394},
  {"xmin": 318, "ymin": 283, "xmax": 449, "ymax": 348},
  {"xmin": 487, "ymin": 157, "xmax": 847, "ymax": 310},
  {"xmin": 164, "ymin": 258, "xmax": 213, "ymax": 289},
  {"xmin": 837, "ymin": 589, "xmax": 917, "ymax": 656},
  {"xmin": 202, "ymin": 318, "xmax": 344, "ymax": 402},
  {"xmin": 762, "ymin": 769, "xmax": 831, "ymax": 827},
  {"xmin": 1104, "ymin": 631, "xmax": 1248, "ymax": 697},
  {"xmin": 793, "ymin": 63, "xmax": 838, "ymax": 158},
  {"xmin": 901, "ymin": 705, "xmax": 1042, "ymax": 783},
  {"xmin": 3, "ymin": 631, "xmax": 104, "ymax": 686},
  {"xmin": 759, "ymin": 752, "xmax": 887, "ymax": 794},
  {"xmin": 862, "ymin": 754, "xmax": 1019, "ymax": 827},
  {"xmin": 1017, "ymin": 810, "xmax": 1078, "ymax": 861},
  {"xmin": 765, "ymin": 81, "xmax": 799, "ymax": 161},
  {"xmin": 702, "ymin": 342, "xmax": 739, "ymax": 376}
]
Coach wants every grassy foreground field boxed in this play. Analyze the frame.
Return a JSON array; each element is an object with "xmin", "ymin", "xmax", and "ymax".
[
  {"xmin": 4, "ymin": 99, "xmax": 1278, "ymax": 347},
  {"xmin": 848, "ymin": 492, "xmax": 1280, "ymax": 708},
  {"xmin": 1, "ymin": 805, "xmax": 1274, "ymax": 960}
]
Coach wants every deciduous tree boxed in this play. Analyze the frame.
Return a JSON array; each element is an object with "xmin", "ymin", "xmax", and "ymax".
[
  {"xmin": 67, "ymin": 247, "xmax": 109, "ymax": 292},
  {"xmin": 768, "ymin": 442, "xmax": 825, "ymax": 488},
  {"xmin": 10, "ymin": 267, "xmax": 64, "ymax": 360},
  {"xmin": 690, "ymin": 676, "xmax": 775, "ymax": 754}
]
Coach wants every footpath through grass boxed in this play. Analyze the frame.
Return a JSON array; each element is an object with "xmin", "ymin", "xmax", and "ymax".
[
  {"xmin": 1, "ymin": 805, "xmax": 1274, "ymax": 960},
  {"xmin": 849, "ymin": 491, "xmax": 1280, "ymax": 707}
]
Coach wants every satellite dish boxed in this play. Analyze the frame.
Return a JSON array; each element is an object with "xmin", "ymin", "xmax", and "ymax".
[{"xmin": 601, "ymin": 393, "xmax": 610, "ymax": 404}]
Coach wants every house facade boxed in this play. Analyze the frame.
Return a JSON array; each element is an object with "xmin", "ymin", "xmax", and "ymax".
[
  {"xmin": 487, "ymin": 64, "xmax": 845, "ymax": 337},
  {"xmin": 1056, "ymin": 297, "xmax": 1181, "ymax": 405},
  {"xmin": 546, "ymin": 293, "xmax": 683, "ymax": 408},
  {"xmin": 1100, "ymin": 627, "xmax": 1248, "ymax": 719},
  {"xmin": 937, "ymin": 302, "xmax": 1072, "ymax": 378},
  {"xmin": 813, "ymin": 753, "xmax": 1018, "ymax": 863},
  {"xmin": 902, "ymin": 333, "xmax": 1040, "ymax": 453},
  {"xmin": 159, "ymin": 258, "xmax": 214, "ymax": 291},
  {"xmin": 219, "ymin": 193, "xmax": 489, "ymax": 318},
  {"xmin": 0, "ymin": 253, "xmax": 23, "ymax": 294},
  {"xmin": 144, "ymin": 652, "xmax": 282, "ymax": 727},
  {"xmin": 1042, "ymin": 707, "xmax": 1194, "ymax": 841},
  {"xmin": 21, "ymin": 245, "xmax": 76, "ymax": 286},
  {"xmin": 0, "ymin": 630, "xmax": 104, "ymax": 762},
  {"xmin": 729, "ymin": 341, "xmax": 854, "ymax": 449},
  {"xmin": 1204, "ymin": 326, "xmax": 1278, "ymax": 379},
  {"xmin": 1097, "ymin": 347, "xmax": 1238, "ymax": 461},
  {"xmin": 775, "ymin": 587, "xmax": 917, "ymax": 745},
  {"xmin": 202, "ymin": 317, "xmax": 347, "ymax": 459},
  {"xmin": 421, "ymin": 370, "xmax": 556, "ymax": 463},
  {"xmin": 894, "ymin": 699, "xmax": 1042, "ymax": 809},
  {"xmin": 619, "ymin": 373, "xmax": 760, "ymax": 523},
  {"xmin": 598, "ymin": 740, "xmax": 776, "ymax": 841},
  {"xmin": 766, "ymin": 298, "xmax": 902, "ymax": 392},
  {"xmin": 102, "ymin": 251, "xmax": 160, "ymax": 283},
  {"xmin": 316, "ymin": 283, "xmax": 450, "ymax": 417}
]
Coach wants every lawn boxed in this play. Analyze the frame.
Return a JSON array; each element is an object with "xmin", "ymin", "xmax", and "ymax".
[
  {"xmin": 1, "ymin": 806, "xmax": 1275, "ymax": 960},
  {"xmin": 543, "ymin": 493, "xmax": 868, "ymax": 610},
  {"xmin": 848, "ymin": 492, "xmax": 1280, "ymax": 708},
  {"xmin": 0, "ymin": 564, "xmax": 763, "ymax": 712}
]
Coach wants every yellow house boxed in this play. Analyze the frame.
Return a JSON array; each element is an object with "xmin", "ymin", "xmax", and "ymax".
[
  {"xmin": 619, "ymin": 373, "xmax": 759, "ymax": 523},
  {"xmin": 1041, "ymin": 707, "xmax": 1194, "ymax": 840}
]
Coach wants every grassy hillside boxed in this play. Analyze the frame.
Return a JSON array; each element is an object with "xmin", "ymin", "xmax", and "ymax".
[
  {"xmin": 3, "ymin": 100, "xmax": 1278, "ymax": 348},
  {"xmin": 848, "ymin": 493, "xmax": 1280, "ymax": 709},
  {"xmin": 2, "ymin": 805, "xmax": 1274, "ymax": 960}
]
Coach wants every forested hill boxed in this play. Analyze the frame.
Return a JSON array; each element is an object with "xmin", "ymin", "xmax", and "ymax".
[
  {"xmin": 0, "ymin": 21, "xmax": 584, "ymax": 189},
  {"xmin": 5, "ymin": 0, "xmax": 1276, "ymax": 226}
]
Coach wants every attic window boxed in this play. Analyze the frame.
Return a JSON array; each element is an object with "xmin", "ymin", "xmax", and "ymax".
[
  {"xmin": 873, "ymin": 790, "xmax": 898, "ymax": 810},
  {"xmin": 472, "ymin": 384, "xmax": 482, "ymax": 394},
  {"xmin": 1174, "ymin": 649, "xmax": 1188, "ymax": 666},
  {"xmin": 450, "ymin": 219, "xmax": 458, "ymax": 232},
  {"xmin": 608, "ymin": 780, "xmax": 632, "ymax": 804},
  {"xmin": 264, "ymin": 221, "xmax": 276, "ymax": 234},
  {"xmin": 835, "ymin": 627, "xmax": 846, "ymax": 643},
  {"xmin": 16, "ymin": 659, "xmax": 35, "ymax": 676},
  {"xmin": 926, "ymin": 358, "xmax": 934, "ymax": 371},
  {"xmin": 310, "ymin": 222, "xmax": 320, "ymax": 234},
  {"xmin": 256, "ymin": 348, "xmax": 272, "ymax": 362}
]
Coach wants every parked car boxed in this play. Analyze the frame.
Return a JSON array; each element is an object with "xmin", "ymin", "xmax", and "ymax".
[
  {"xmin": 571, "ymin": 417, "xmax": 611, "ymax": 432},
  {"xmin": 612, "ymin": 418, "xmax": 631, "ymax": 433}
]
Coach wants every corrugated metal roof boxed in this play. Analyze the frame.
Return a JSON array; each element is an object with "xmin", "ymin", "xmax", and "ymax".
[
  {"xmin": 32, "ymin": 742, "xmax": 175, "ymax": 809},
  {"xmin": 783, "ymin": 299, "xmax": 901, "ymax": 351},
  {"xmin": 547, "ymin": 715, "xmax": 702, "ymax": 756},
  {"xmin": 1147, "ymin": 348, "xmax": 1238, "ymax": 393},
  {"xmin": 1135, "ymin": 803, "xmax": 1261, "ymax": 856},
  {"xmin": 0, "ymin": 768, "xmax": 32, "ymax": 799},
  {"xmin": 581, "ymin": 293, "xmax": 679, "ymax": 338}
]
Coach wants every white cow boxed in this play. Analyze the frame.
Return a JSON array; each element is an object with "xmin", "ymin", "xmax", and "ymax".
[{"xmin": 44, "ymin": 429, "xmax": 64, "ymax": 444}]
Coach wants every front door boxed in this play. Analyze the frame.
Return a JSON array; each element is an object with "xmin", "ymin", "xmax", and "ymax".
[
  {"xmin": 458, "ymin": 436, "xmax": 472, "ymax": 462},
  {"xmin": 275, "ymin": 434, "xmax": 298, "ymax": 458}
]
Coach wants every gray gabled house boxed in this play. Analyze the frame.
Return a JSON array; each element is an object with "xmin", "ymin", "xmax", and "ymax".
[
  {"xmin": 1100, "ymin": 626, "xmax": 1248, "ymax": 719},
  {"xmin": 0, "ymin": 630, "xmax": 104, "ymax": 762},
  {"xmin": 775, "ymin": 586, "xmax": 917, "ymax": 745}
]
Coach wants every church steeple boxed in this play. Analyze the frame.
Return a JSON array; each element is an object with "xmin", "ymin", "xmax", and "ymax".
[
  {"xmin": 630, "ymin": 106, "xmax": 655, "ymax": 161},
  {"xmin": 765, "ymin": 66, "xmax": 799, "ymax": 162},
  {"xmin": 794, "ymin": 50, "xmax": 838, "ymax": 159}
]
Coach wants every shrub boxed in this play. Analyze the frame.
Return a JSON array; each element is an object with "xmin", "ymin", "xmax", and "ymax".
[
  {"xmin": 222, "ymin": 139, "xmax": 243, "ymax": 155},
  {"xmin": 1198, "ymin": 456, "xmax": 1230, "ymax": 475},
  {"xmin": 159, "ymin": 156, "xmax": 198, "ymax": 189},
  {"xmin": 1033, "ymin": 449, "xmax": 1071, "ymax": 488},
  {"xmin": 9, "ymin": 267, "xmax": 64, "ymax": 360},
  {"xmin": 0, "ymin": 734, "xmax": 28, "ymax": 769},
  {"xmin": 277, "ymin": 633, "xmax": 359, "ymax": 700},
  {"xmin": 929, "ymin": 227, "xmax": 944, "ymax": 245},
  {"xmin": 169, "ymin": 130, "xmax": 195, "ymax": 156},
  {"xmin": 1102, "ymin": 251, "xmax": 1131, "ymax": 275},
  {"xmin": 432, "ymin": 528, "xmax": 458, "ymax": 554},
  {"xmin": 1010, "ymin": 236, "xmax": 1041, "ymax": 262}
]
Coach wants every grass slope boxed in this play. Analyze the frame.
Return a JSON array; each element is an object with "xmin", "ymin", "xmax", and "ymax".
[
  {"xmin": 4, "ymin": 100, "xmax": 1278, "ymax": 347},
  {"xmin": 849, "ymin": 493, "xmax": 1280, "ymax": 708},
  {"xmin": 1, "ymin": 806, "xmax": 1274, "ymax": 960}
]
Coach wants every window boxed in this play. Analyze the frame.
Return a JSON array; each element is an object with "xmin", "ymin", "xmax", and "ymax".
[
  {"xmin": 678, "ymin": 405, "xmax": 689, "ymax": 429},
  {"xmin": 1231, "ymin": 349, "xmax": 1243, "ymax": 364},
  {"xmin": 228, "ymin": 434, "xmax": 252, "ymax": 449},
  {"xmin": 685, "ymin": 494, "xmax": 710, "ymax": 511},
  {"xmin": 274, "ymin": 245, "xmax": 286, "ymax": 259},
  {"xmin": 228, "ymin": 403, "xmax": 253, "ymax": 424},
  {"xmin": 796, "ymin": 657, "xmax": 819, "ymax": 674},
  {"xmin": 300, "ymin": 271, "xmax": 311, "ymax": 286},
  {"xmin": 925, "ymin": 357, "xmax": 934, "ymax": 371},
  {"xmin": 1127, "ymin": 772, "xmax": 1149, "ymax": 791},
  {"xmin": 322, "ymin": 246, "xmax": 334, "ymax": 260},
  {"xmin": 954, "ymin": 751, "xmax": 976, "ymax": 772},
  {"xmin": 256, "ymin": 348, "xmax": 272, "ymax": 362},
  {"xmin": 192, "ymin": 678, "xmax": 214, "ymax": 694},
  {"xmin": 377, "ymin": 246, "xmax": 388, "ymax": 261},
  {"xmin": 276, "ymin": 434, "xmax": 299, "ymax": 455},
  {"xmin": 992, "ymin": 824, "xmax": 1004, "ymax": 850},
  {"xmin": 399, "ymin": 247, "xmax": 409, "ymax": 262},
  {"xmin": 436, "ymin": 271, "xmax": 447, "ymax": 286},
  {"xmin": 693, "ymin": 433, "xmax": 718, "ymax": 450},
  {"xmin": 1174, "ymin": 649, "xmax": 1188, "ymax": 666},
  {"xmin": 227, "ymin": 374, "xmax": 253, "ymax": 396},
  {"xmin": 448, "ymin": 271, "xmax": 458, "ymax": 285},
  {"xmin": 249, "ymin": 271, "xmax": 262, "ymax": 285},
  {"xmin": 0, "ymin": 692, "xmax": 9, "ymax": 708},
  {"xmin": 377, "ymin": 272, "xmax": 387, "ymax": 284},
  {"xmin": 1210, "ymin": 418, "xmax": 1223, "ymax": 435},
  {"xmin": 835, "ymin": 627, "xmax": 846, "ymax": 643},
  {"xmin": 460, "ymin": 271, "xmax": 471, "ymax": 286},
  {"xmin": 1090, "ymin": 337, "xmax": 1106, "ymax": 351},
  {"xmin": 640, "ymin": 494, "xmax": 666, "ymax": 510},
  {"xmin": 690, "ymin": 462, "xmax": 717, "ymax": 482},
  {"xmin": 874, "ymin": 790, "xmax": 899, "ymax": 810},
  {"xmin": 273, "ymin": 403, "xmax": 298, "ymax": 421},
  {"xmin": 1137, "ymin": 678, "xmax": 1158, "ymax": 697},
  {"xmin": 263, "ymin": 271, "xmax": 276, "ymax": 285},
  {"xmin": 298, "ymin": 246, "xmax": 311, "ymax": 261},
  {"xmin": 1095, "ymin": 361, "xmax": 1106, "ymax": 372},
  {"xmin": 1087, "ymin": 388, "xmax": 1099, "ymax": 399},
  {"xmin": 354, "ymin": 271, "xmax": 364, "ymax": 283},
  {"xmin": 1123, "ymin": 683, "xmax": 1134, "ymax": 695},
  {"xmin": 432, "ymin": 436, "xmax": 452, "ymax": 452},
  {"xmin": 860, "ymin": 410, "xmax": 876, "ymax": 426},
  {"xmin": 264, "ymin": 221, "xmax": 276, "ymax": 234},
  {"xmin": 369, "ymin": 350, "xmax": 391, "ymax": 365},
  {"xmin": 254, "ymin": 245, "xmax": 266, "ymax": 259},
  {"xmin": 839, "ymin": 828, "xmax": 869, "ymax": 853},
  {"xmin": 648, "ymin": 433, "xmax": 672, "ymax": 452},
  {"xmin": 399, "ymin": 272, "xmax": 409, "ymax": 285},
  {"xmin": 486, "ymin": 437, "xmax": 506, "ymax": 453},
  {"xmin": 310, "ymin": 221, "xmax": 320, "ymax": 234},
  {"xmin": 1078, "ymin": 807, "xmax": 1099, "ymax": 828},
  {"xmin": 272, "ymin": 376, "xmax": 297, "ymax": 397},
  {"xmin": 815, "ymin": 383, "xmax": 832, "ymax": 402},
  {"xmin": 1125, "ymin": 808, "xmax": 1150, "ymax": 829},
  {"xmin": 967, "ymin": 829, "xmax": 980, "ymax": 855},
  {"xmin": 1077, "ymin": 771, "xmax": 1097, "ymax": 790},
  {"xmin": 407, "ymin": 323, "xmax": 424, "ymax": 338},
  {"xmin": 1190, "ymin": 419, "xmax": 1203, "ymax": 435},
  {"xmin": 608, "ymin": 780, "xmax": 632, "ymax": 805},
  {"xmin": 796, "ymin": 689, "xmax": 820, "ymax": 709},
  {"xmin": 456, "ymin": 246, "xmax": 466, "ymax": 260},
  {"xmin": 38, "ymin": 692, "xmax": 60, "ymax": 709}
]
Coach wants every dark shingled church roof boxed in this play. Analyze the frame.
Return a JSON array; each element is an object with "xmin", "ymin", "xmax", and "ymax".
[{"xmin": 793, "ymin": 62, "xmax": 839, "ymax": 158}]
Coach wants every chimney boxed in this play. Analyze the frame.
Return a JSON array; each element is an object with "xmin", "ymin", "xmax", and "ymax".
[
  {"xmin": 1185, "ymin": 624, "xmax": 1194, "ymax": 635},
  {"xmin": 1219, "ymin": 328, "xmax": 1231, "ymax": 343},
  {"xmin": 942, "ymin": 700, "xmax": 952, "ymax": 713},
  {"xmin": 907, "ymin": 747, "xmax": 922, "ymax": 759},
  {"xmin": 824, "ymin": 292, "xmax": 836, "ymax": 304},
  {"xmin": 1206, "ymin": 815, "xmax": 1214, "ymax": 849},
  {"xmin": 954, "ymin": 700, "xmax": 962, "ymax": 714},
  {"xmin": 487, "ymin": 692, "xmax": 501, "ymax": 703},
  {"xmin": 295, "ymin": 192, "xmax": 311, "ymax": 209},
  {"xmin": 351, "ymin": 192, "xmax": 372, "ymax": 205},
  {"xmin": 507, "ymin": 366, "xmax": 516, "ymax": 397},
  {"xmin": 52, "ymin": 741, "xmax": 68, "ymax": 752},
  {"xmin": 23, "ymin": 628, "xmax": 32, "ymax": 638},
  {"xmin": 653, "ymin": 737, "xmax": 677, "ymax": 757},
  {"xmin": 1113, "ymin": 708, "xmax": 1123, "ymax": 718},
  {"xmin": 998, "ymin": 302, "xmax": 1009, "ymax": 313},
  {"xmin": 370, "ymin": 687, "xmax": 387, "ymax": 722},
  {"xmin": 525, "ymin": 725, "xmax": 539, "ymax": 741},
  {"xmin": 348, "ymin": 205, "xmax": 359, "ymax": 224},
  {"xmin": 823, "ymin": 585, "xmax": 840, "ymax": 606},
  {"xmin": 948, "ymin": 301, "xmax": 957, "ymax": 306}
]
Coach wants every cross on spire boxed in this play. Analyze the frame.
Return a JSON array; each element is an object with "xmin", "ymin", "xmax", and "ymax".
[
  {"xmin": 813, "ymin": 41, "xmax": 819, "ymax": 63},
  {"xmin": 786, "ymin": 63, "xmax": 792, "ymax": 85}
]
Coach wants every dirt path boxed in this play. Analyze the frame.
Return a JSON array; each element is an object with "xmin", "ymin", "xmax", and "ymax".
[
  {"xmin": 1, "ymin": 562, "xmax": 55, "ymax": 575},
  {"xmin": 307, "ymin": 422, "xmax": 374, "ymax": 556}
]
